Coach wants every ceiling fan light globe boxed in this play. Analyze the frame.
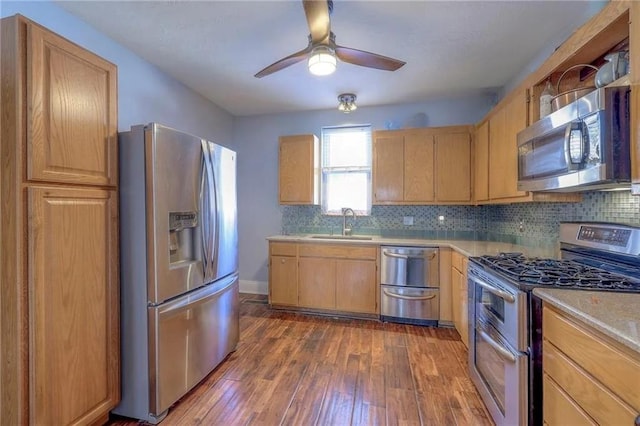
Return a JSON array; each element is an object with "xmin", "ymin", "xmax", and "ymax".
[{"xmin": 308, "ymin": 46, "xmax": 337, "ymax": 76}]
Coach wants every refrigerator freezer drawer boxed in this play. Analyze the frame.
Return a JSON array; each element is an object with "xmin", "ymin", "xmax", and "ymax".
[
  {"xmin": 380, "ymin": 285, "xmax": 439, "ymax": 325},
  {"xmin": 148, "ymin": 273, "xmax": 239, "ymax": 419}
]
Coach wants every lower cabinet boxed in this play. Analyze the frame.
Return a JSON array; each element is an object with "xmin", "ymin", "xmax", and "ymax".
[
  {"xmin": 269, "ymin": 242, "xmax": 298, "ymax": 306},
  {"xmin": 542, "ymin": 304, "xmax": 640, "ymax": 425},
  {"xmin": 268, "ymin": 242, "xmax": 378, "ymax": 315},
  {"xmin": 26, "ymin": 186, "xmax": 119, "ymax": 425},
  {"xmin": 298, "ymin": 257, "xmax": 336, "ymax": 309},
  {"xmin": 451, "ymin": 251, "xmax": 468, "ymax": 347}
]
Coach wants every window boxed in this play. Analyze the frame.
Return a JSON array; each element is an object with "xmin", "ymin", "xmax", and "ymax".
[{"xmin": 321, "ymin": 125, "xmax": 372, "ymax": 215}]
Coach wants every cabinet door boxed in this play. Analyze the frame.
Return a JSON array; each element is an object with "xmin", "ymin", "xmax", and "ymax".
[
  {"xmin": 451, "ymin": 266, "xmax": 462, "ymax": 336},
  {"xmin": 489, "ymin": 91, "xmax": 528, "ymax": 200},
  {"xmin": 298, "ymin": 257, "xmax": 336, "ymax": 309},
  {"xmin": 270, "ymin": 255, "xmax": 298, "ymax": 305},
  {"xmin": 279, "ymin": 135, "xmax": 318, "ymax": 204},
  {"xmin": 28, "ymin": 23, "xmax": 117, "ymax": 187},
  {"xmin": 28, "ymin": 186, "xmax": 119, "ymax": 425},
  {"xmin": 404, "ymin": 130, "xmax": 435, "ymax": 202},
  {"xmin": 435, "ymin": 132, "xmax": 471, "ymax": 202},
  {"xmin": 460, "ymin": 258, "xmax": 469, "ymax": 348},
  {"xmin": 474, "ymin": 121, "xmax": 490, "ymax": 202},
  {"xmin": 373, "ymin": 132, "xmax": 404, "ymax": 202},
  {"xmin": 335, "ymin": 259, "xmax": 377, "ymax": 314}
]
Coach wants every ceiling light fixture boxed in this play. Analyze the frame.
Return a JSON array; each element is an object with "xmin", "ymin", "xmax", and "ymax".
[
  {"xmin": 337, "ymin": 93, "xmax": 357, "ymax": 113},
  {"xmin": 308, "ymin": 45, "xmax": 337, "ymax": 76}
]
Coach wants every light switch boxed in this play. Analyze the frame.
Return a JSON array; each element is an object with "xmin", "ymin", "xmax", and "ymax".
[{"xmin": 403, "ymin": 216, "xmax": 414, "ymax": 226}]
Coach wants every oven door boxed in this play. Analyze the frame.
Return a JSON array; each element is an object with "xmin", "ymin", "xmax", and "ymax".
[
  {"xmin": 469, "ymin": 272, "xmax": 527, "ymax": 352},
  {"xmin": 470, "ymin": 321, "xmax": 528, "ymax": 426}
]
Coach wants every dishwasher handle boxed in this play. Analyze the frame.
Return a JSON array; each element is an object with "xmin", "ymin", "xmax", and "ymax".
[
  {"xmin": 383, "ymin": 288, "xmax": 437, "ymax": 301},
  {"xmin": 382, "ymin": 249, "xmax": 437, "ymax": 260}
]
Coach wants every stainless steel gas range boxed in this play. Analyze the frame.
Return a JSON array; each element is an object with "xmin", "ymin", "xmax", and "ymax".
[{"xmin": 467, "ymin": 222, "xmax": 640, "ymax": 426}]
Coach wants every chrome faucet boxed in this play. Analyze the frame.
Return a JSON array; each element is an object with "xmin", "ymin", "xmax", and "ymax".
[{"xmin": 341, "ymin": 207, "xmax": 356, "ymax": 236}]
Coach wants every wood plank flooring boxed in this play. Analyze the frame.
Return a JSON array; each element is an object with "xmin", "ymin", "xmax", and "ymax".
[{"xmin": 108, "ymin": 294, "xmax": 493, "ymax": 426}]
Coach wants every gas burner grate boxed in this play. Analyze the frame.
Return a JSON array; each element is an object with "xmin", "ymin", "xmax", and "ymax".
[{"xmin": 475, "ymin": 252, "xmax": 640, "ymax": 292}]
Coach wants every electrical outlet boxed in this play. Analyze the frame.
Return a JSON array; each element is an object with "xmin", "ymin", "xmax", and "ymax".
[
  {"xmin": 403, "ymin": 216, "xmax": 414, "ymax": 226},
  {"xmin": 438, "ymin": 215, "xmax": 445, "ymax": 223},
  {"xmin": 519, "ymin": 219, "xmax": 525, "ymax": 233}
]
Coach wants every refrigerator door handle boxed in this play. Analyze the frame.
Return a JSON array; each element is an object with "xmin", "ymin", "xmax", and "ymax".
[
  {"xmin": 199, "ymin": 162, "xmax": 210, "ymax": 280},
  {"xmin": 200, "ymin": 139, "xmax": 215, "ymax": 281},
  {"xmin": 209, "ymin": 145, "xmax": 218, "ymax": 276}
]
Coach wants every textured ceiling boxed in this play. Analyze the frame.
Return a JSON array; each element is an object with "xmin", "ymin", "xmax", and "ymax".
[{"xmin": 54, "ymin": 0, "xmax": 606, "ymax": 116}]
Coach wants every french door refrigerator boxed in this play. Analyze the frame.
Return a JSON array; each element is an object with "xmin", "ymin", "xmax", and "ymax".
[{"xmin": 114, "ymin": 123, "xmax": 239, "ymax": 423}]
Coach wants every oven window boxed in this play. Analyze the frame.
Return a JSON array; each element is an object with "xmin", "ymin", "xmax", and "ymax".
[
  {"xmin": 475, "ymin": 329, "xmax": 506, "ymax": 415},
  {"xmin": 479, "ymin": 286, "xmax": 505, "ymax": 323}
]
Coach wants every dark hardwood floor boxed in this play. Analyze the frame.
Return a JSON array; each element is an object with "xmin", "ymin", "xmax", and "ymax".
[{"xmin": 109, "ymin": 294, "xmax": 493, "ymax": 425}]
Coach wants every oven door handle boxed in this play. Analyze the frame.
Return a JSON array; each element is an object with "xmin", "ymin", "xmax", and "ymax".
[
  {"xmin": 477, "ymin": 327, "xmax": 517, "ymax": 363},
  {"xmin": 383, "ymin": 288, "xmax": 437, "ymax": 301},
  {"xmin": 473, "ymin": 278, "xmax": 516, "ymax": 303},
  {"xmin": 382, "ymin": 250, "xmax": 437, "ymax": 260}
]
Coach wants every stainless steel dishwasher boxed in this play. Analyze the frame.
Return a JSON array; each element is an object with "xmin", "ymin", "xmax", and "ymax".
[{"xmin": 380, "ymin": 246, "xmax": 440, "ymax": 325}]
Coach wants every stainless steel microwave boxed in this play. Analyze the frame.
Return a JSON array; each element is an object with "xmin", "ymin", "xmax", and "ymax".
[{"xmin": 516, "ymin": 86, "xmax": 630, "ymax": 191}]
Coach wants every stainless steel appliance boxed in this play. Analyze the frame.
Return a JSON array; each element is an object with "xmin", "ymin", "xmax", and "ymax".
[
  {"xmin": 468, "ymin": 222, "xmax": 640, "ymax": 426},
  {"xmin": 517, "ymin": 85, "xmax": 630, "ymax": 192},
  {"xmin": 114, "ymin": 123, "xmax": 239, "ymax": 423},
  {"xmin": 380, "ymin": 246, "xmax": 439, "ymax": 325}
]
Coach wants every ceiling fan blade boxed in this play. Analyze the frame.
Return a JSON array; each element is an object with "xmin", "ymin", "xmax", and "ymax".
[
  {"xmin": 254, "ymin": 46, "xmax": 312, "ymax": 78},
  {"xmin": 303, "ymin": 0, "xmax": 331, "ymax": 43},
  {"xmin": 335, "ymin": 45, "xmax": 406, "ymax": 71}
]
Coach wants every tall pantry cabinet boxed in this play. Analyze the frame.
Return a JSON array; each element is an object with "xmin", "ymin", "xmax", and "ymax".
[{"xmin": 1, "ymin": 15, "xmax": 119, "ymax": 425}]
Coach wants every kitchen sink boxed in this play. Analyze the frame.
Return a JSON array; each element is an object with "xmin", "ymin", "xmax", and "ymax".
[{"xmin": 310, "ymin": 235, "xmax": 373, "ymax": 241}]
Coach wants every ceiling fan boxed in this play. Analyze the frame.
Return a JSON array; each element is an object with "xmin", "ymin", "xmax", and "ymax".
[{"xmin": 254, "ymin": 0, "xmax": 406, "ymax": 78}]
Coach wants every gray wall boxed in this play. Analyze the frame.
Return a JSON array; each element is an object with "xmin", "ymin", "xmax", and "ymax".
[
  {"xmin": 233, "ymin": 95, "xmax": 495, "ymax": 287},
  {"xmin": 1, "ymin": 1, "xmax": 234, "ymax": 145}
]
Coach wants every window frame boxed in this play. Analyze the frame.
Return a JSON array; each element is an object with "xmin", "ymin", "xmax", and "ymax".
[{"xmin": 320, "ymin": 124, "xmax": 373, "ymax": 216}]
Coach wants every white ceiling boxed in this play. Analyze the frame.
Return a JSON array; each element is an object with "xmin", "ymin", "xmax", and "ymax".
[{"xmin": 54, "ymin": 0, "xmax": 605, "ymax": 117}]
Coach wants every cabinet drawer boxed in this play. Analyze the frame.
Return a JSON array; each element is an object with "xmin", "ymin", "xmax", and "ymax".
[
  {"xmin": 543, "ymin": 373, "xmax": 596, "ymax": 426},
  {"xmin": 270, "ymin": 242, "xmax": 297, "ymax": 257},
  {"xmin": 298, "ymin": 243, "xmax": 377, "ymax": 260},
  {"xmin": 543, "ymin": 306, "xmax": 640, "ymax": 411},
  {"xmin": 543, "ymin": 340, "xmax": 636, "ymax": 424}
]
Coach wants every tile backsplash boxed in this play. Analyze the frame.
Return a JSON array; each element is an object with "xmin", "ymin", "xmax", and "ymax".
[{"xmin": 282, "ymin": 191, "xmax": 640, "ymax": 250}]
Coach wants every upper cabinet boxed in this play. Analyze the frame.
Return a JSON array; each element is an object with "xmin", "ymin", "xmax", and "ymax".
[
  {"xmin": 27, "ymin": 23, "xmax": 118, "ymax": 187},
  {"xmin": 278, "ymin": 134, "xmax": 320, "ymax": 204},
  {"xmin": 373, "ymin": 126, "xmax": 473, "ymax": 205}
]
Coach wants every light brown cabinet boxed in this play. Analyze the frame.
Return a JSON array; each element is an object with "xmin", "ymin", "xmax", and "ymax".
[
  {"xmin": 1, "ymin": 15, "xmax": 119, "ymax": 425},
  {"xmin": 475, "ymin": 91, "xmax": 581, "ymax": 204},
  {"xmin": 542, "ymin": 304, "xmax": 640, "ymax": 425},
  {"xmin": 278, "ymin": 134, "xmax": 320, "ymax": 204},
  {"xmin": 373, "ymin": 126, "xmax": 472, "ymax": 205},
  {"xmin": 474, "ymin": 120, "xmax": 490, "ymax": 203},
  {"xmin": 268, "ymin": 241, "xmax": 379, "ymax": 315},
  {"xmin": 268, "ymin": 242, "xmax": 298, "ymax": 306},
  {"xmin": 451, "ymin": 251, "xmax": 468, "ymax": 347},
  {"xmin": 28, "ymin": 186, "xmax": 119, "ymax": 425}
]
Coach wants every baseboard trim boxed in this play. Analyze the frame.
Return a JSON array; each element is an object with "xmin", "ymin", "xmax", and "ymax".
[{"xmin": 239, "ymin": 280, "xmax": 268, "ymax": 295}]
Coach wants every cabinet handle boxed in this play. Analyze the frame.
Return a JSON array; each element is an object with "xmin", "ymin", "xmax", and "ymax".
[
  {"xmin": 281, "ymin": 259, "xmax": 286, "ymax": 264},
  {"xmin": 383, "ymin": 289, "xmax": 436, "ymax": 301}
]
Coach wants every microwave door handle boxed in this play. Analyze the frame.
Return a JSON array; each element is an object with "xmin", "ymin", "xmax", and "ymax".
[
  {"xmin": 473, "ymin": 278, "xmax": 516, "ymax": 303},
  {"xmin": 477, "ymin": 327, "xmax": 517, "ymax": 363},
  {"xmin": 563, "ymin": 121, "xmax": 585, "ymax": 170}
]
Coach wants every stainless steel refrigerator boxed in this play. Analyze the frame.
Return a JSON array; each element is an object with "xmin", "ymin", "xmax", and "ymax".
[{"xmin": 114, "ymin": 123, "xmax": 239, "ymax": 423}]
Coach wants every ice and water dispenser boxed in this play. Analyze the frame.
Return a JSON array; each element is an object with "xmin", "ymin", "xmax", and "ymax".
[{"xmin": 168, "ymin": 212, "xmax": 198, "ymax": 264}]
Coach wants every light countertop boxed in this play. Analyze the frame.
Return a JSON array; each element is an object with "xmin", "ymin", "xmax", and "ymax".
[
  {"xmin": 533, "ymin": 288, "xmax": 640, "ymax": 354},
  {"xmin": 266, "ymin": 234, "xmax": 558, "ymax": 259}
]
